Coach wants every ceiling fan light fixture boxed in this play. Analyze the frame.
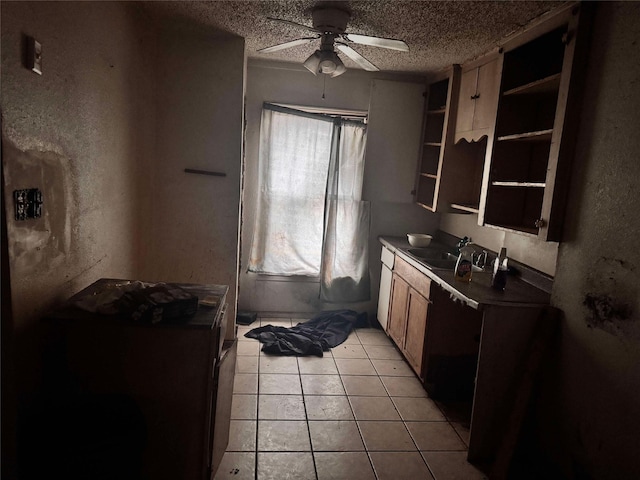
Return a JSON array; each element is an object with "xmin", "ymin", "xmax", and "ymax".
[
  {"xmin": 304, "ymin": 49, "xmax": 346, "ymax": 77},
  {"xmin": 329, "ymin": 55, "xmax": 346, "ymax": 78}
]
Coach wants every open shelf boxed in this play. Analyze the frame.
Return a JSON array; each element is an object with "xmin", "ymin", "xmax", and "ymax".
[
  {"xmin": 503, "ymin": 73, "xmax": 562, "ymax": 96},
  {"xmin": 477, "ymin": 8, "xmax": 586, "ymax": 242},
  {"xmin": 485, "ymin": 184, "xmax": 544, "ymax": 236},
  {"xmin": 416, "ymin": 175, "xmax": 437, "ymax": 211},
  {"xmin": 497, "ymin": 129, "xmax": 553, "ymax": 142},
  {"xmin": 420, "ymin": 144, "xmax": 441, "ymax": 175},
  {"xmin": 451, "ymin": 203, "xmax": 480, "ymax": 214},
  {"xmin": 500, "ymin": 27, "xmax": 566, "ymax": 93},
  {"xmin": 427, "ymin": 79, "xmax": 449, "ymax": 111},
  {"xmin": 415, "ymin": 71, "xmax": 455, "ymax": 213},
  {"xmin": 486, "ymin": 223, "xmax": 539, "ymax": 236},
  {"xmin": 491, "ymin": 181, "xmax": 546, "ymax": 188},
  {"xmin": 417, "ymin": 202, "xmax": 435, "ymax": 212}
]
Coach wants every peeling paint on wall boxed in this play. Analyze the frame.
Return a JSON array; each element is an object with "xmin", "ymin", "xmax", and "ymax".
[
  {"xmin": 583, "ymin": 256, "xmax": 638, "ymax": 339},
  {"xmin": 2, "ymin": 139, "xmax": 75, "ymax": 275}
]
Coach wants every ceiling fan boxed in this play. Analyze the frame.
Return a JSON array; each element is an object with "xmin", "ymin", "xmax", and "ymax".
[{"xmin": 258, "ymin": 6, "xmax": 409, "ymax": 77}]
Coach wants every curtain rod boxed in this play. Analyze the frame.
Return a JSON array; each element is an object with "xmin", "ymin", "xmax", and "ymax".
[{"xmin": 263, "ymin": 103, "xmax": 366, "ymax": 126}]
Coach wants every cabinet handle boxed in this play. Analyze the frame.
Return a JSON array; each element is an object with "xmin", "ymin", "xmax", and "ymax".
[
  {"xmin": 534, "ymin": 219, "xmax": 546, "ymax": 228},
  {"xmin": 471, "ymin": 94, "xmax": 480, "ymax": 100}
]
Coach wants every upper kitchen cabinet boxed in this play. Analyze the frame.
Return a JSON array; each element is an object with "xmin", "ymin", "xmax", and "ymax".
[
  {"xmin": 481, "ymin": 3, "xmax": 591, "ymax": 241},
  {"xmin": 416, "ymin": 63, "xmax": 494, "ymax": 215},
  {"xmin": 414, "ymin": 67, "xmax": 458, "ymax": 211},
  {"xmin": 454, "ymin": 55, "xmax": 502, "ymax": 143}
]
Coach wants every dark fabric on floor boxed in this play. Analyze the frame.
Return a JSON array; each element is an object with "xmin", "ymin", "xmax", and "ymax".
[{"xmin": 244, "ymin": 309, "xmax": 364, "ymax": 357}]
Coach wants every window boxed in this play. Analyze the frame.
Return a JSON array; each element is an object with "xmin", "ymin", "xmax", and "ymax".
[{"xmin": 249, "ymin": 104, "xmax": 370, "ymax": 302}]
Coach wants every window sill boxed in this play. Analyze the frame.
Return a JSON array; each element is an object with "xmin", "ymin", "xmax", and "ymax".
[{"xmin": 253, "ymin": 274, "xmax": 320, "ymax": 283}]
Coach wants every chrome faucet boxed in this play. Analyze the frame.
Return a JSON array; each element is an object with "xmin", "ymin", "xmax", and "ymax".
[
  {"xmin": 473, "ymin": 250, "xmax": 488, "ymax": 269},
  {"xmin": 455, "ymin": 236, "xmax": 471, "ymax": 254}
]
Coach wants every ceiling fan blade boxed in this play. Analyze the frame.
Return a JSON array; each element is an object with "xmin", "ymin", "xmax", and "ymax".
[
  {"xmin": 267, "ymin": 17, "xmax": 320, "ymax": 34},
  {"xmin": 258, "ymin": 37, "xmax": 319, "ymax": 54},
  {"xmin": 336, "ymin": 43, "xmax": 379, "ymax": 71},
  {"xmin": 342, "ymin": 33, "xmax": 409, "ymax": 52}
]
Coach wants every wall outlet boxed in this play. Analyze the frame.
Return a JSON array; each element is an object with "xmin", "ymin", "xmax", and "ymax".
[
  {"xmin": 26, "ymin": 36, "xmax": 42, "ymax": 75},
  {"xmin": 14, "ymin": 188, "xmax": 43, "ymax": 220}
]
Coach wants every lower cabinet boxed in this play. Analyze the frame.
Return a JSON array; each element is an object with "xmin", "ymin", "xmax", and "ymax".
[
  {"xmin": 210, "ymin": 339, "xmax": 237, "ymax": 477},
  {"xmin": 404, "ymin": 289, "xmax": 430, "ymax": 374},
  {"xmin": 45, "ymin": 280, "xmax": 233, "ymax": 480},
  {"xmin": 387, "ymin": 256, "xmax": 432, "ymax": 379}
]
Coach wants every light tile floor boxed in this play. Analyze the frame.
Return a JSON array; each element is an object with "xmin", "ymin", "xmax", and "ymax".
[{"xmin": 215, "ymin": 317, "xmax": 487, "ymax": 480}]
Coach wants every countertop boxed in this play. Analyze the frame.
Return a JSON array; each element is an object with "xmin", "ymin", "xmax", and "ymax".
[
  {"xmin": 379, "ymin": 236, "xmax": 550, "ymax": 310},
  {"xmin": 45, "ymin": 278, "xmax": 229, "ymax": 329}
]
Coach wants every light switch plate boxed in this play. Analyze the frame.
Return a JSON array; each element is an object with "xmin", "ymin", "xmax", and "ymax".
[{"xmin": 27, "ymin": 36, "xmax": 42, "ymax": 75}]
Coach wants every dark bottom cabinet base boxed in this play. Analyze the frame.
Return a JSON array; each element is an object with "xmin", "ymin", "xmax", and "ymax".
[
  {"xmin": 424, "ymin": 353, "xmax": 479, "ymax": 401},
  {"xmin": 421, "ymin": 285, "xmax": 483, "ymax": 401}
]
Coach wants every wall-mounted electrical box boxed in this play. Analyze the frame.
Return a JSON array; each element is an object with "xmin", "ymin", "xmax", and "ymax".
[
  {"xmin": 26, "ymin": 36, "xmax": 42, "ymax": 75},
  {"xmin": 14, "ymin": 188, "xmax": 43, "ymax": 220}
]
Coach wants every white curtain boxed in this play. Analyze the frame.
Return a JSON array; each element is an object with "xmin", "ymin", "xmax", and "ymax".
[
  {"xmin": 249, "ymin": 105, "xmax": 370, "ymax": 302},
  {"xmin": 249, "ymin": 107, "xmax": 333, "ymax": 275},
  {"xmin": 320, "ymin": 121, "xmax": 370, "ymax": 302}
]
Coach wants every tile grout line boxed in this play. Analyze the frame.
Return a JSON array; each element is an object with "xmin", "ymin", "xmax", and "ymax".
[
  {"xmin": 253, "ymin": 317, "xmax": 263, "ymax": 480},
  {"xmin": 337, "ymin": 331, "xmax": 382, "ymax": 480},
  {"xmin": 366, "ymin": 331, "xmax": 441, "ymax": 479},
  {"xmin": 298, "ymin": 324, "xmax": 320, "ymax": 480}
]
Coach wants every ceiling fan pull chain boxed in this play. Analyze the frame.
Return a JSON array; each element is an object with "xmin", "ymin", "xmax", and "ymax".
[{"xmin": 322, "ymin": 75, "xmax": 326, "ymax": 99}]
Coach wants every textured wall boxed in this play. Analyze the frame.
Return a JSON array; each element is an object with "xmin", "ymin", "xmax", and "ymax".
[
  {"xmin": 140, "ymin": 25, "xmax": 244, "ymax": 338},
  {"xmin": 239, "ymin": 63, "xmax": 438, "ymax": 316},
  {"xmin": 1, "ymin": 1, "xmax": 155, "ymax": 392},
  {"xmin": 538, "ymin": 3, "xmax": 640, "ymax": 478}
]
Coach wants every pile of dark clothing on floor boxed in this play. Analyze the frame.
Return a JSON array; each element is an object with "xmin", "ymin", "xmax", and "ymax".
[{"xmin": 244, "ymin": 310, "xmax": 367, "ymax": 357}]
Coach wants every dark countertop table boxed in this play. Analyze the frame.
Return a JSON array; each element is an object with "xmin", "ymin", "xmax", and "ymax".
[{"xmin": 46, "ymin": 278, "xmax": 229, "ymax": 329}]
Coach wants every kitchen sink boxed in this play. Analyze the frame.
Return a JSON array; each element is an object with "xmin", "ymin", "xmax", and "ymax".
[
  {"xmin": 406, "ymin": 248, "xmax": 483, "ymax": 271},
  {"xmin": 407, "ymin": 248, "xmax": 456, "ymax": 261}
]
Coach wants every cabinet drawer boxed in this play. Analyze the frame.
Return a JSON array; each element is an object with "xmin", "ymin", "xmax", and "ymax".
[
  {"xmin": 394, "ymin": 256, "xmax": 431, "ymax": 298},
  {"xmin": 381, "ymin": 245, "xmax": 395, "ymax": 269}
]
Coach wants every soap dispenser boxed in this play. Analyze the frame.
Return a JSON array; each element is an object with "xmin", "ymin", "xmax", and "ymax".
[{"xmin": 454, "ymin": 244, "xmax": 475, "ymax": 283}]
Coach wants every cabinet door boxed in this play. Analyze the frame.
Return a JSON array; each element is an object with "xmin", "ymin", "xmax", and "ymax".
[
  {"xmin": 387, "ymin": 274, "xmax": 410, "ymax": 348},
  {"xmin": 210, "ymin": 340, "xmax": 237, "ymax": 478},
  {"xmin": 403, "ymin": 289, "xmax": 430, "ymax": 376},
  {"xmin": 472, "ymin": 57, "xmax": 501, "ymax": 132},
  {"xmin": 455, "ymin": 68, "xmax": 478, "ymax": 135}
]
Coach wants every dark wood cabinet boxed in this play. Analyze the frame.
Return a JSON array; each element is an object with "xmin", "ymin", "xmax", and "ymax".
[
  {"xmin": 481, "ymin": 4, "xmax": 591, "ymax": 240},
  {"xmin": 414, "ymin": 4, "xmax": 590, "ymax": 239},
  {"xmin": 46, "ymin": 279, "xmax": 235, "ymax": 480}
]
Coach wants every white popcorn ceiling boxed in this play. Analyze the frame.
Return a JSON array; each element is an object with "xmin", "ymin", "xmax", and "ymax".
[{"xmin": 142, "ymin": 0, "xmax": 563, "ymax": 74}]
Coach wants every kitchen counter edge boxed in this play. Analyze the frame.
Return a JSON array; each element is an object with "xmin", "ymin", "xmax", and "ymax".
[{"xmin": 379, "ymin": 236, "xmax": 550, "ymax": 311}]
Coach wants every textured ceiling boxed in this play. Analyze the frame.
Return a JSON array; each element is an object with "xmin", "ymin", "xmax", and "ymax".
[{"xmin": 142, "ymin": 0, "xmax": 564, "ymax": 75}]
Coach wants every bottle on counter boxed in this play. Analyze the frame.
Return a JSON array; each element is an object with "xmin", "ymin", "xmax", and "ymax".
[
  {"xmin": 454, "ymin": 244, "xmax": 475, "ymax": 283},
  {"xmin": 491, "ymin": 247, "xmax": 508, "ymax": 291}
]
